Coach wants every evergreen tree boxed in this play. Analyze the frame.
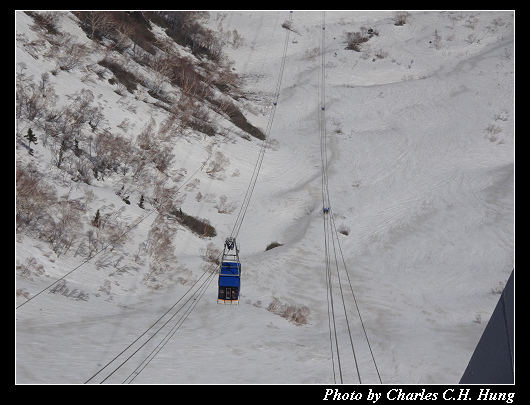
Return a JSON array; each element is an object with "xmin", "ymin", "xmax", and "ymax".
[
  {"xmin": 57, "ymin": 139, "xmax": 66, "ymax": 168},
  {"xmin": 91, "ymin": 209, "xmax": 101, "ymax": 228},
  {"xmin": 73, "ymin": 139, "xmax": 82, "ymax": 157},
  {"xmin": 138, "ymin": 194, "xmax": 145, "ymax": 209},
  {"xmin": 24, "ymin": 128, "xmax": 37, "ymax": 155}
]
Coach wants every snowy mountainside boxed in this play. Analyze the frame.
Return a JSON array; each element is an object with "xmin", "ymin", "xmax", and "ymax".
[{"xmin": 16, "ymin": 11, "xmax": 513, "ymax": 384}]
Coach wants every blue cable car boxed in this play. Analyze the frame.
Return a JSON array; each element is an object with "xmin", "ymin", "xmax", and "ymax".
[{"xmin": 217, "ymin": 237, "xmax": 241, "ymax": 305}]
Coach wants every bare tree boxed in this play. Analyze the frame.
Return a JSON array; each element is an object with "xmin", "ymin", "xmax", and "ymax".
[
  {"xmin": 148, "ymin": 54, "xmax": 174, "ymax": 94},
  {"xmin": 80, "ymin": 11, "xmax": 114, "ymax": 39},
  {"xmin": 55, "ymin": 34, "xmax": 89, "ymax": 71},
  {"xmin": 16, "ymin": 66, "xmax": 58, "ymax": 122},
  {"xmin": 205, "ymin": 151, "xmax": 230, "ymax": 180},
  {"xmin": 146, "ymin": 214, "xmax": 177, "ymax": 264},
  {"xmin": 48, "ymin": 200, "xmax": 84, "ymax": 256},
  {"xmin": 345, "ymin": 31, "xmax": 366, "ymax": 51},
  {"xmin": 215, "ymin": 194, "xmax": 238, "ymax": 214},
  {"xmin": 214, "ymin": 57, "xmax": 242, "ymax": 92},
  {"xmin": 393, "ymin": 11, "xmax": 411, "ymax": 26},
  {"xmin": 16, "ymin": 162, "xmax": 57, "ymax": 233},
  {"xmin": 201, "ymin": 28, "xmax": 223, "ymax": 60},
  {"xmin": 136, "ymin": 117, "xmax": 157, "ymax": 151},
  {"xmin": 201, "ymin": 242, "xmax": 220, "ymax": 264},
  {"xmin": 26, "ymin": 11, "xmax": 61, "ymax": 34},
  {"xmin": 152, "ymin": 178, "xmax": 179, "ymax": 214},
  {"xmin": 177, "ymin": 94, "xmax": 195, "ymax": 126},
  {"xmin": 174, "ymin": 57, "xmax": 208, "ymax": 98},
  {"xmin": 152, "ymin": 148, "xmax": 175, "ymax": 174},
  {"xmin": 111, "ymin": 20, "xmax": 134, "ymax": 52}
]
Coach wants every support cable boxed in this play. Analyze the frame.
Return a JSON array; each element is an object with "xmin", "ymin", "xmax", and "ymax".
[
  {"xmin": 330, "ymin": 213, "xmax": 383, "ymax": 384},
  {"xmin": 84, "ymin": 258, "xmax": 219, "ymax": 384},
  {"xmin": 230, "ymin": 11, "xmax": 292, "ymax": 240},
  {"xmin": 318, "ymin": 10, "xmax": 342, "ymax": 384},
  {"xmin": 318, "ymin": 10, "xmax": 382, "ymax": 384},
  {"xmin": 87, "ymin": 11, "xmax": 294, "ymax": 384}
]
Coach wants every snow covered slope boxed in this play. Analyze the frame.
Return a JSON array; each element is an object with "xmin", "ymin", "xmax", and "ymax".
[{"xmin": 16, "ymin": 11, "xmax": 514, "ymax": 384}]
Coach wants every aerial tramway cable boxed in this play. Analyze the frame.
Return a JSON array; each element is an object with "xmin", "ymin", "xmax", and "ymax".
[
  {"xmin": 122, "ymin": 269, "xmax": 217, "ymax": 384},
  {"xmin": 84, "ymin": 258, "xmax": 219, "ymax": 384},
  {"xmin": 318, "ymin": 11, "xmax": 341, "ymax": 384},
  {"xmin": 230, "ymin": 11, "xmax": 292, "ymax": 240},
  {"xmin": 17, "ymin": 11, "xmax": 288, "ymax": 311},
  {"xmin": 120, "ymin": 10, "xmax": 293, "ymax": 381},
  {"xmin": 86, "ymin": 11, "xmax": 294, "ymax": 383},
  {"xmin": 318, "ymin": 11, "xmax": 383, "ymax": 384},
  {"xmin": 330, "ymin": 209, "xmax": 383, "ymax": 384},
  {"xmin": 318, "ymin": 11, "xmax": 382, "ymax": 384}
]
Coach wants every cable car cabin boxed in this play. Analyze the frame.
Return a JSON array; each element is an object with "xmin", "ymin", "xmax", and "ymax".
[
  {"xmin": 218, "ymin": 238, "xmax": 241, "ymax": 305},
  {"xmin": 218, "ymin": 261, "xmax": 240, "ymax": 304}
]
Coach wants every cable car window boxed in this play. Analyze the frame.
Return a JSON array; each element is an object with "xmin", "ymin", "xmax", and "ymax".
[
  {"xmin": 218, "ymin": 287, "xmax": 225, "ymax": 299},
  {"xmin": 232, "ymin": 287, "xmax": 238, "ymax": 300}
]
